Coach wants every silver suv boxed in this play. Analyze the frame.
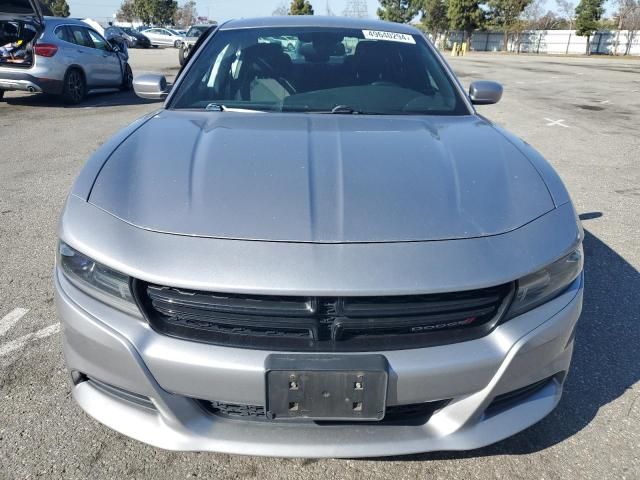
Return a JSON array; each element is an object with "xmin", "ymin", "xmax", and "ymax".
[
  {"xmin": 0, "ymin": 1, "xmax": 132, "ymax": 104},
  {"xmin": 178, "ymin": 24, "xmax": 214, "ymax": 66}
]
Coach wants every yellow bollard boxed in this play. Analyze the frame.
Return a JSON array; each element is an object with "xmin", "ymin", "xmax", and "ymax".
[
  {"xmin": 451, "ymin": 42, "xmax": 458, "ymax": 57},
  {"xmin": 461, "ymin": 41, "xmax": 468, "ymax": 56}
]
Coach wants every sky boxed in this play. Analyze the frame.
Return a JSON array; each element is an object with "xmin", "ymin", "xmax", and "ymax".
[
  {"xmin": 67, "ymin": 0, "xmax": 616, "ymax": 25},
  {"xmin": 67, "ymin": 0, "xmax": 381, "ymax": 23}
]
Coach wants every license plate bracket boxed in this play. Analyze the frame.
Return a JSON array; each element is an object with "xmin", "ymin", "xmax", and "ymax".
[{"xmin": 265, "ymin": 354, "xmax": 388, "ymax": 421}]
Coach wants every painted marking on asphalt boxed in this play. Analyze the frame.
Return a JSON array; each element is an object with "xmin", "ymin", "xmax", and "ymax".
[
  {"xmin": 0, "ymin": 308, "xmax": 29, "ymax": 337},
  {"xmin": 0, "ymin": 323, "xmax": 61, "ymax": 358},
  {"xmin": 599, "ymin": 100, "xmax": 611, "ymax": 105},
  {"xmin": 544, "ymin": 118, "xmax": 569, "ymax": 128}
]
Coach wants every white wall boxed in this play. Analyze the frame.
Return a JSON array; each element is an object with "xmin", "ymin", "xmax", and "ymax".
[{"xmin": 435, "ymin": 30, "xmax": 640, "ymax": 56}]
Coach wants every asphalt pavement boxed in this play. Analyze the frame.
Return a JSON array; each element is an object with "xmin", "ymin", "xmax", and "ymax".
[{"xmin": 0, "ymin": 48, "xmax": 638, "ymax": 479}]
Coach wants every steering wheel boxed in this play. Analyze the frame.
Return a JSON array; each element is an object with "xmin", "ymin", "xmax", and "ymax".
[{"xmin": 251, "ymin": 57, "xmax": 297, "ymax": 95}]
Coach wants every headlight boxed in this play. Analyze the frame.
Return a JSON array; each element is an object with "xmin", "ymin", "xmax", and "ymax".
[
  {"xmin": 507, "ymin": 245, "xmax": 583, "ymax": 319},
  {"xmin": 58, "ymin": 242, "xmax": 136, "ymax": 311}
]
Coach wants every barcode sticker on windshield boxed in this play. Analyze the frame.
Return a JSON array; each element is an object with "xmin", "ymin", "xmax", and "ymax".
[{"xmin": 362, "ymin": 30, "xmax": 416, "ymax": 44}]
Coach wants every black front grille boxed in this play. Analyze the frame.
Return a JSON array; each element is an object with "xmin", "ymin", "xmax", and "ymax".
[
  {"xmin": 133, "ymin": 280, "xmax": 514, "ymax": 351},
  {"xmin": 201, "ymin": 399, "xmax": 449, "ymax": 426}
]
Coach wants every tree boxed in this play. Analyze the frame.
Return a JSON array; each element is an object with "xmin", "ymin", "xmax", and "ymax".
[
  {"xmin": 523, "ymin": 0, "xmax": 562, "ymax": 30},
  {"xmin": 421, "ymin": 0, "xmax": 449, "ymax": 36},
  {"xmin": 448, "ymin": 0, "xmax": 485, "ymax": 41},
  {"xmin": 615, "ymin": 0, "xmax": 640, "ymax": 28},
  {"xmin": 116, "ymin": 0, "xmax": 137, "ymax": 22},
  {"xmin": 377, "ymin": 0, "xmax": 421, "ymax": 23},
  {"xmin": 522, "ymin": 0, "xmax": 543, "ymax": 28},
  {"xmin": 174, "ymin": 0, "xmax": 197, "ymax": 26},
  {"xmin": 575, "ymin": 0, "xmax": 605, "ymax": 54},
  {"xmin": 522, "ymin": 0, "xmax": 562, "ymax": 29},
  {"xmin": 612, "ymin": 0, "xmax": 640, "ymax": 54},
  {"xmin": 272, "ymin": 2, "xmax": 289, "ymax": 15},
  {"xmin": 43, "ymin": 0, "xmax": 70, "ymax": 17},
  {"xmin": 487, "ymin": 0, "xmax": 532, "ymax": 51},
  {"xmin": 538, "ymin": 10, "xmax": 563, "ymax": 29},
  {"xmin": 555, "ymin": 0, "xmax": 576, "ymax": 29},
  {"xmin": 289, "ymin": 0, "xmax": 314, "ymax": 15},
  {"xmin": 134, "ymin": 0, "xmax": 178, "ymax": 25}
]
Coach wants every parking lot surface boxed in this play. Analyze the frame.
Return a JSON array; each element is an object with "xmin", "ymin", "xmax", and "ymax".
[{"xmin": 1, "ymin": 49, "xmax": 638, "ymax": 479}]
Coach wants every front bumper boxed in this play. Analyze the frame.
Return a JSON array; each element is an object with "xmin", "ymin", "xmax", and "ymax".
[{"xmin": 56, "ymin": 267, "xmax": 583, "ymax": 457}]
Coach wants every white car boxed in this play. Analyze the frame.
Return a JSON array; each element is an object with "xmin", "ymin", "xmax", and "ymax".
[{"xmin": 142, "ymin": 27, "xmax": 183, "ymax": 48}]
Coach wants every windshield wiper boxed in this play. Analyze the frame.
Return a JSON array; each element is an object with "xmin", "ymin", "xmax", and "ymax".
[
  {"xmin": 299, "ymin": 105, "xmax": 385, "ymax": 115},
  {"xmin": 205, "ymin": 103, "xmax": 266, "ymax": 113},
  {"xmin": 282, "ymin": 105, "xmax": 367, "ymax": 114},
  {"xmin": 330, "ymin": 105, "xmax": 362, "ymax": 114}
]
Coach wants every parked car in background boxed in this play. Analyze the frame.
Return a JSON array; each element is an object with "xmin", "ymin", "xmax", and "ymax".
[
  {"xmin": 178, "ymin": 24, "xmax": 214, "ymax": 65},
  {"xmin": 119, "ymin": 27, "xmax": 151, "ymax": 48},
  {"xmin": 58, "ymin": 16, "xmax": 584, "ymax": 456},
  {"xmin": 0, "ymin": 2, "xmax": 133, "ymax": 103},
  {"xmin": 142, "ymin": 27, "xmax": 184, "ymax": 48},
  {"xmin": 104, "ymin": 26, "xmax": 136, "ymax": 48}
]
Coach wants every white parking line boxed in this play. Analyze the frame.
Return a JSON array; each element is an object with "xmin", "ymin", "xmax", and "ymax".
[
  {"xmin": 544, "ymin": 118, "xmax": 569, "ymax": 128},
  {"xmin": 0, "ymin": 308, "xmax": 29, "ymax": 337},
  {"xmin": 0, "ymin": 323, "xmax": 61, "ymax": 358},
  {"xmin": 599, "ymin": 100, "xmax": 611, "ymax": 105}
]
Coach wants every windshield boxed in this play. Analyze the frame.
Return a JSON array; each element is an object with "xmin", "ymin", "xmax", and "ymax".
[{"xmin": 169, "ymin": 27, "xmax": 469, "ymax": 115}]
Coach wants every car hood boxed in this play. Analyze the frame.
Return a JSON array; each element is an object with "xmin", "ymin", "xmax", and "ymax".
[{"xmin": 88, "ymin": 111, "xmax": 554, "ymax": 243}]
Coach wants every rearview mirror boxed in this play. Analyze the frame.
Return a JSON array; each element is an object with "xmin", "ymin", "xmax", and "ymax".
[
  {"xmin": 133, "ymin": 73, "xmax": 170, "ymax": 100},
  {"xmin": 469, "ymin": 81, "xmax": 503, "ymax": 105}
]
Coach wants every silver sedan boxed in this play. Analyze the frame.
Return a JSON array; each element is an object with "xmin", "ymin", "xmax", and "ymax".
[
  {"xmin": 55, "ymin": 16, "xmax": 584, "ymax": 457},
  {"xmin": 141, "ymin": 27, "xmax": 183, "ymax": 48}
]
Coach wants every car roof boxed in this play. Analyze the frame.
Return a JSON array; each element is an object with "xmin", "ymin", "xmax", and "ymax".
[
  {"xmin": 43, "ymin": 16, "xmax": 94, "ymax": 27},
  {"xmin": 219, "ymin": 15, "xmax": 420, "ymax": 34}
]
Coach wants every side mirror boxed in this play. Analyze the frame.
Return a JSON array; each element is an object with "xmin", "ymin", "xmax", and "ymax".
[
  {"xmin": 133, "ymin": 73, "xmax": 170, "ymax": 100},
  {"xmin": 469, "ymin": 81, "xmax": 503, "ymax": 105}
]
